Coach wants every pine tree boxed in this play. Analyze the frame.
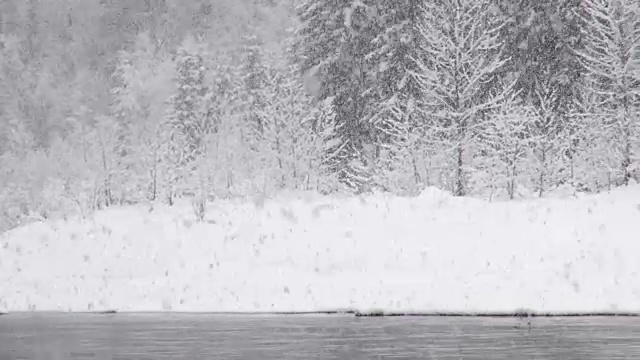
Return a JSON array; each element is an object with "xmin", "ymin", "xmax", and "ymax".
[
  {"xmin": 295, "ymin": 0, "xmax": 382, "ymax": 193},
  {"xmin": 111, "ymin": 32, "xmax": 175, "ymax": 202},
  {"xmin": 265, "ymin": 47, "xmax": 340, "ymax": 192},
  {"xmin": 165, "ymin": 36, "xmax": 212, "ymax": 203},
  {"xmin": 171, "ymin": 36, "xmax": 210, "ymax": 160},
  {"xmin": 478, "ymin": 97, "xmax": 535, "ymax": 199},
  {"xmin": 414, "ymin": 0, "xmax": 510, "ymax": 196},
  {"xmin": 498, "ymin": 0, "xmax": 584, "ymax": 109},
  {"xmin": 576, "ymin": 0, "xmax": 640, "ymax": 186},
  {"xmin": 366, "ymin": 0, "xmax": 425, "ymax": 193},
  {"xmin": 202, "ymin": 52, "xmax": 245, "ymax": 196},
  {"xmin": 296, "ymin": 95, "xmax": 341, "ymax": 193},
  {"xmin": 0, "ymin": 34, "xmax": 31, "ymax": 156},
  {"xmin": 570, "ymin": 90, "xmax": 617, "ymax": 191},
  {"xmin": 240, "ymin": 34, "xmax": 269, "ymax": 150},
  {"xmin": 493, "ymin": 0, "xmax": 586, "ymax": 193}
]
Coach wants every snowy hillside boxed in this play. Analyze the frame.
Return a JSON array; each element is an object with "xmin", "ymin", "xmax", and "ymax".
[{"xmin": 1, "ymin": 186, "xmax": 640, "ymax": 314}]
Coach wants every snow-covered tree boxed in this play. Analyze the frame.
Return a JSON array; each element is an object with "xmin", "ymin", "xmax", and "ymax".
[
  {"xmin": 481, "ymin": 98, "xmax": 536, "ymax": 199},
  {"xmin": 570, "ymin": 114, "xmax": 618, "ymax": 191},
  {"xmin": 308, "ymin": 96, "xmax": 342, "ymax": 193},
  {"xmin": 530, "ymin": 86, "xmax": 556, "ymax": 197},
  {"xmin": 497, "ymin": 0, "xmax": 584, "ymax": 115},
  {"xmin": 413, "ymin": 0, "xmax": 510, "ymax": 196},
  {"xmin": 240, "ymin": 33, "xmax": 269, "ymax": 146},
  {"xmin": 295, "ymin": 0, "xmax": 382, "ymax": 193},
  {"xmin": 0, "ymin": 34, "xmax": 32, "ymax": 156},
  {"xmin": 111, "ymin": 32, "xmax": 175, "ymax": 202},
  {"xmin": 170, "ymin": 36, "xmax": 211, "ymax": 161},
  {"xmin": 366, "ymin": 0, "xmax": 425, "ymax": 193},
  {"xmin": 264, "ymin": 53, "xmax": 342, "ymax": 192},
  {"xmin": 257, "ymin": 62, "xmax": 303, "ymax": 190},
  {"xmin": 200, "ymin": 53, "xmax": 246, "ymax": 197},
  {"xmin": 165, "ymin": 36, "xmax": 212, "ymax": 204},
  {"xmin": 576, "ymin": 0, "xmax": 640, "ymax": 185}
]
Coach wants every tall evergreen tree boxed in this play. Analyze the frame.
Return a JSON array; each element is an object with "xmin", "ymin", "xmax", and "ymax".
[
  {"xmin": 414, "ymin": 0, "xmax": 510, "ymax": 196},
  {"xmin": 479, "ymin": 97, "xmax": 536, "ymax": 199},
  {"xmin": 495, "ymin": 0, "xmax": 586, "ymax": 191},
  {"xmin": 496, "ymin": 0, "xmax": 584, "ymax": 117},
  {"xmin": 112, "ymin": 32, "xmax": 175, "ymax": 202},
  {"xmin": 295, "ymin": 0, "xmax": 382, "ymax": 193},
  {"xmin": 170, "ymin": 36, "xmax": 210, "ymax": 161},
  {"xmin": 164, "ymin": 36, "xmax": 212, "ymax": 203},
  {"xmin": 366, "ymin": 0, "xmax": 425, "ymax": 192},
  {"xmin": 576, "ymin": 0, "xmax": 640, "ymax": 185},
  {"xmin": 240, "ymin": 33, "xmax": 269, "ymax": 148}
]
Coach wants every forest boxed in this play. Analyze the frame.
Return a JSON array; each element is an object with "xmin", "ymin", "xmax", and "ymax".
[{"xmin": 0, "ymin": 0, "xmax": 638, "ymax": 232}]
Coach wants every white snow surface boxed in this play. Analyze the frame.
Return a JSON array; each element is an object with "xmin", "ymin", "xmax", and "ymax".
[{"xmin": 1, "ymin": 186, "xmax": 640, "ymax": 314}]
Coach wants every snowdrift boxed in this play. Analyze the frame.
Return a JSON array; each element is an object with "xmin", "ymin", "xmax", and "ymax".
[{"xmin": 1, "ymin": 186, "xmax": 640, "ymax": 314}]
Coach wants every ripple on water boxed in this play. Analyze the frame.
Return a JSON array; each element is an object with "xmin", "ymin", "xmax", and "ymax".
[{"xmin": 0, "ymin": 315, "xmax": 639, "ymax": 359}]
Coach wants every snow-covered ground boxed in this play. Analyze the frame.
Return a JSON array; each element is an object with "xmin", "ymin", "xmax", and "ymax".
[{"xmin": 1, "ymin": 186, "xmax": 640, "ymax": 314}]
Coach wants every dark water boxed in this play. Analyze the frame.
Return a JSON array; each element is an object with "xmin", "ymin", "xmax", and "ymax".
[{"xmin": 1, "ymin": 314, "xmax": 639, "ymax": 359}]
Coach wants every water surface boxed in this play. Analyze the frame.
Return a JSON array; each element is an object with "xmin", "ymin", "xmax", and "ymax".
[{"xmin": 1, "ymin": 314, "xmax": 639, "ymax": 359}]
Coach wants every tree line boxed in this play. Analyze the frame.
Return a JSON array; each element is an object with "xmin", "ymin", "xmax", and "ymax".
[{"xmin": 0, "ymin": 0, "xmax": 638, "ymax": 231}]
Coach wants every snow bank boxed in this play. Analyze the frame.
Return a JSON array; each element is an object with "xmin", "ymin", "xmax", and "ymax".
[{"xmin": 1, "ymin": 186, "xmax": 640, "ymax": 314}]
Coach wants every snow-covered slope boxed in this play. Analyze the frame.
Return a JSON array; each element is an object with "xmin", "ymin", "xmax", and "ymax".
[{"xmin": 1, "ymin": 186, "xmax": 639, "ymax": 314}]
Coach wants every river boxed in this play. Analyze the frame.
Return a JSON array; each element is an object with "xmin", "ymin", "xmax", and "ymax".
[{"xmin": 1, "ymin": 314, "xmax": 639, "ymax": 359}]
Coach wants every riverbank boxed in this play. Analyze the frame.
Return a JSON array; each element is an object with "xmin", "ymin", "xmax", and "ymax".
[{"xmin": 2, "ymin": 186, "xmax": 639, "ymax": 313}]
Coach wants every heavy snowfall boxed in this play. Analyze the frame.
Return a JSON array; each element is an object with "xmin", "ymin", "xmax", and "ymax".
[{"xmin": 0, "ymin": 0, "xmax": 639, "ymax": 313}]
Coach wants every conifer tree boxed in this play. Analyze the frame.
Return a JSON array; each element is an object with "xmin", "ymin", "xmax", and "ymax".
[
  {"xmin": 479, "ymin": 97, "xmax": 535, "ymax": 199},
  {"xmin": 240, "ymin": 34, "xmax": 269, "ymax": 151},
  {"xmin": 576, "ymin": 0, "xmax": 640, "ymax": 185},
  {"xmin": 295, "ymin": 0, "xmax": 382, "ymax": 193},
  {"xmin": 172, "ymin": 37, "xmax": 211, "ymax": 156},
  {"xmin": 366, "ymin": 0, "xmax": 425, "ymax": 192},
  {"xmin": 414, "ymin": 0, "xmax": 510, "ymax": 196},
  {"xmin": 111, "ymin": 32, "xmax": 175, "ymax": 202},
  {"xmin": 166, "ymin": 36, "xmax": 212, "ymax": 203}
]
